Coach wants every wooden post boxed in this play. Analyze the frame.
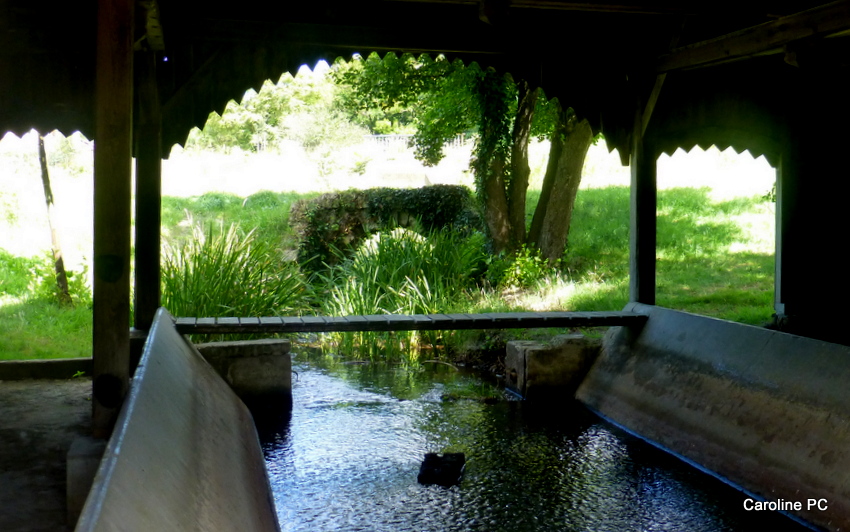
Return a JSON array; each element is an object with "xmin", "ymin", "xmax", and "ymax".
[
  {"xmin": 134, "ymin": 51, "xmax": 162, "ymax": 332},
  {"xmin": 93, "ymin": 0, "xmax": 134, "ymax": 438},
  {"xmin": 629, "ymin": 104, "xmax": 657, "ymax": 304},
  {"xmin": 774, "ymin": 141, "xmax": 799, "ymax": 319}
]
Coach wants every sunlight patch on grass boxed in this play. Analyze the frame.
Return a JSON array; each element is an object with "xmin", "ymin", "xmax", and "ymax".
[{"xmin": 0, "ymin": 299, "xmax": 92, "ymax": 360}]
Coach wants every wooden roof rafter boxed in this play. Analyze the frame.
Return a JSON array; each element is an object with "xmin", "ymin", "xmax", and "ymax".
[
  {"xmin": 384, "ymin": 0, "xmax": 718, "ymax": 15},
  {"xmin": 195, "ymin": 19, "xmax": 508, "ymax": 56},
  {"xmin": 656, "ymin": 0, "xmax": 850, "ymax": 72}
]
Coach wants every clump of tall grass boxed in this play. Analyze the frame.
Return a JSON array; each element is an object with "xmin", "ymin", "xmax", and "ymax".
[
  {"xmin": 320, "ymin": 228, "xmax": 487, "ymax": 359},
  {"xmin": 161, "ymin": 221, "xmax": 310, "ymax": 324}
]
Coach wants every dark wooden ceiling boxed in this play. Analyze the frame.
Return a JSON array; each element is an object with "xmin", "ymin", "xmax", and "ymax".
[{"xmin": 2, "ymin": 0, "xmax": 848, "ymax": 160}]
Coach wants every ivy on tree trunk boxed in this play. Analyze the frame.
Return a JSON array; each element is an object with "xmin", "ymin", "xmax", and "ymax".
[{"xmin": 507, "ymin": 80, "xmax": 537, "ymax": 247}]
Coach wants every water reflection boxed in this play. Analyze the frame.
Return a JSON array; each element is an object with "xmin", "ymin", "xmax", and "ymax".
[{"xmin": 261, "ymin": 353, "xmax": 809, "ymax": 532}]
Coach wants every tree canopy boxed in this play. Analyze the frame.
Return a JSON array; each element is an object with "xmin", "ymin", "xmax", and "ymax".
[
  {"xmin": 187, "ymin": 54, "xmax": 594, "ymax": 262},
  {"xmin": 186, "ymin": 65, "xmax": 367, "ymax": 154},
  {"xmin": 333, "ymin": 52, "xmax": 593, "ymax": 260}
]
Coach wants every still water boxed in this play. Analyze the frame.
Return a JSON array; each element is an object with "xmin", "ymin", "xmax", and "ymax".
[{"xmin": 260, "ymin": 353, "xmax": 809, "ymax": 532}]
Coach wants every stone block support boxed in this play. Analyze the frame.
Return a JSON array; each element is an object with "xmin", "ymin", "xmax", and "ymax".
[
  {"xmin": 505, "ymin": 334, "xmax": 601, "ymax": 400},
  {"xmin": 194, "ymin": 339, "xmax": 292, "ymax": 413}
]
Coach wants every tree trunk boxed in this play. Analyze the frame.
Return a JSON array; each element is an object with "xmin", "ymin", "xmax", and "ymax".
[
  {"xmin": 481, "ymin": 154, "xmax": 512, "ymax": 253},
  {"xmin": 474, "ymin": 71, "xmax": 514, "ymax": 254},
  {"xmin": 527, "ymin": 108, "xmax": 594, "ymax": 263},
  {"xmin": 506, "ymin": 82, "xmax": 537, "ymax": 246},
  {"xmin": 37, "ymin": 134, "xmax": 73, "ymax": 305}
]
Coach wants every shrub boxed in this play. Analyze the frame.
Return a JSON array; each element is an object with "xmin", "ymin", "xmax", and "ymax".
[
  {"xmin": 366, "ymin": 184, "xmax": 480, "ymax": 233},
  {"xmin": 289, "ymin": 190, "xmax": 371, "ymax": 273},
  {"xmin": 27, "ymin": 253, "xmax": 91, "ymax": 306},
  {"xmin": 319, "ymin": 228, "xmax": 487, "ymax": 358},
  {"xmin": 502, "ymin": 245, "xmax": 552, "ymax": 289},
  {"xmin": 0, "ymin": 249, "xmax": 38, "ymax": 297},
  {"xmin": 161, "ymin": 222, "xmax": 310, "ymax": 320},
  {"xmin": 289, "ymin": 185, "xmax": 482, "ymax": 275}
]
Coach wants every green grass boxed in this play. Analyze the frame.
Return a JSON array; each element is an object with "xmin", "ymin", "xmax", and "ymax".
[
  {"xmin": 162, "ymin": 190, "xmax": 320, "ymax": 252},
  {"xmin": 161, "ymin": 221, "xmax": 311, "ymax": 342},
  {"xmin": 0, "ymin": 298, "xmax": 92, "ymax": 360},
  {"xmin": 318, "ymin": 228, "xmax": 488, "ymax": 359},
  {"xmin": 561, "ymin": 185, "xmax": 775, "ymax": 324},
  {"xmin": 1, "ymin": 249, "xmax": 93, "ymax": 360},
  {"xmin": 0, "ymin": 178, "xmax": 776, "ymax": 360}
]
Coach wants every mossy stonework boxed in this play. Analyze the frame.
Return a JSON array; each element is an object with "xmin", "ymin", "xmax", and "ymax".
[
  {"xmin": 289, "ymin": 185, "xmax": 480, "ymax": 272},
  {"xmin": 504, "ymin": 334, "xmax": 601, "ymax": 400}
]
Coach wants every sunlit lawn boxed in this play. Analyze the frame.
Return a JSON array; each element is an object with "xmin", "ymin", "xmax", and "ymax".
[{"xmin": 0, "ymin": 132, "xmax": 776, "ymax": 360}]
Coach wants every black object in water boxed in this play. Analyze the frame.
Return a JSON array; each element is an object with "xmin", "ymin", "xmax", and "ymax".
[{"xmin": 418, "ymin": 453, "xmax": 466, "ymax": 486}]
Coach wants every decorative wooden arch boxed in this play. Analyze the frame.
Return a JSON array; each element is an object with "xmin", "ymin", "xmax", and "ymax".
[{"xmin": 2, "ymin": 0, "xmax": 850, "ymax": 436}]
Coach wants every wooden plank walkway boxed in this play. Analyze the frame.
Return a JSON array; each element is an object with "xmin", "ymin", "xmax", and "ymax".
[{"xmin": 173, "ymin": 311, "xmax": 647, "ymax": 335}]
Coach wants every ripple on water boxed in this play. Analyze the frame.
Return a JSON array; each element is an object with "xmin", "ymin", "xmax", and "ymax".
[{"xmin": 261, "ymin": 359, "xmax": 810, "ymax": 532}]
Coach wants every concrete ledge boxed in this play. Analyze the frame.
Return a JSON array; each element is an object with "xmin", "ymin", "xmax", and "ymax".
[
  {"xmin": 0, "ymin": 358, "xmax": 91, "ymax": 380},
  {"xmin": 577, "ymin": 303, "xmax": 850, "ymax": 531},
  {"xmin": 75, "ymin": 309, "xmax": 280, "ymax": 532},
  {"xmin": 195, "ymin": 339, "xmax": 291, "ymax": 402},
  {"xmin": 505, "ymin": 334, "xmax": 601, "ymax": 400}
]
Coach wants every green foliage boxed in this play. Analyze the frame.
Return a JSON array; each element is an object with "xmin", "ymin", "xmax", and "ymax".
[
  {"xmin": 411, "ymin": 59, "xmax": 482, "ymax": 166},
  {"xmin": 763, "ymin": 183, "xmax": 776, "ymax": 202},
  {"xmin": 28, "ymin": 253, "xmax": 91, "ymax": 306},
  {"xmin": 366, "ymin": 185, "xmax": 481, "ymax": 232},
  {"xmin": 186, "ymin": 69, "xmax": 368, "ymax": 154},
  {"xmin": 487, "ymin": 244, "xmax": 551, "ymax": 289},
  {"xmin": 161, "ymin": 221, "xmax": 310, "ymax": 322},
  {"xmin": 332, "ymin": 52, "xmax": 435, "ymax": 135},
  {"xmin": 318, "ymin": 228, "xmax": 487, "ymax": 358},
  {"xmin": 0, "ymin": 298, "xmax": 92, "ymax": 360},
  {"xmin": 289, "ymin": 185, "xmax": 482, "ymax": 274},
  {"xmin": 0, "ymin": 249, "xmax": 37, "ymax": 297},
  {"xmin": 333, "ymin": 52, "xmax": 480, "ymax": 166}
]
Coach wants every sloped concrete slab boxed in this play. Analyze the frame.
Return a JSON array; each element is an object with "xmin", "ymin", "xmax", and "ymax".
[
  {"xmin": 577, "ymin": 303, "xmax": 850, "ymax": 531},
  {"xmin": 75, "ymin": 308, "xmax": 280, "ymax": 532}
]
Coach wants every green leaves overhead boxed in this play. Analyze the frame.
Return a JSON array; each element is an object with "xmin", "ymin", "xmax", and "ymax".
[
  {"xmin": 187, "ymin": 67, "xmax": 367, "ymax": 153},
  {"xmin": 333, "ymin": 52, "xmax": 484, "ymax": 165}
]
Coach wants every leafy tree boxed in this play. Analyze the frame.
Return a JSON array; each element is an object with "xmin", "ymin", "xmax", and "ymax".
[
  {"xmin": 187, "ymin": 66, "xmax": 367, "ymax": 154},
  {"xmin": 332, "ymin": 52, "xmax": 594, "ymax": 261}
]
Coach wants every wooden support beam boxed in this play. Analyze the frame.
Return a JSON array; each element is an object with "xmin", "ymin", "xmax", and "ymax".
[
  {"xmin": 385, "ymin": 0, "xmax": 700, "ymax": 14},
  {"xmin": 196, "ymin": 20, "xmax": 506, "ymax": 56},
  {"xmin": 641, "ymin": 21, "xmax": 683, "ymax": 135},
  {"xmin": 134, "ymin": 51, "xmax": 162, "ymax": 332},
  {"xmin": 775, "ymin": 144, "xmax": 798, "ymax": 318},
  {"xmin": 93, "ymin": 0, "xmax": 134, "ymax": 438},
  {"xmin": 629, "ymin": 102, "xmax": 657, "ymax": 304},
  {"xmin": 657, "ymin": 1, "xmax": 850, "ymax": 73},
  {"xmin": 161, "ymin": 47, "xmax": 226, "ymax": 116},
  {"xmin": 172, "ymin": 311, "xmax": 649, "ymax": 335},
  {"xmin": 640, "ymin": 73, "xmax": 666, "ymax": 136}
]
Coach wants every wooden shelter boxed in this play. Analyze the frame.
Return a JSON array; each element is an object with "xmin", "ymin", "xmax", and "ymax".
[{"xmin": 3, "ymin": 0, "xmax": 850, "ymax": 434}]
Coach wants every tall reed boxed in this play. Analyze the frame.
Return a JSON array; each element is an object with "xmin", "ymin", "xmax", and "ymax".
[
  {"xmin": 161, "ymin": 221, "xmax": 309, "ymax": 330},
  {"xmin": 320, "ymin": 228, "xmax": 486, "ymax": 359}
]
